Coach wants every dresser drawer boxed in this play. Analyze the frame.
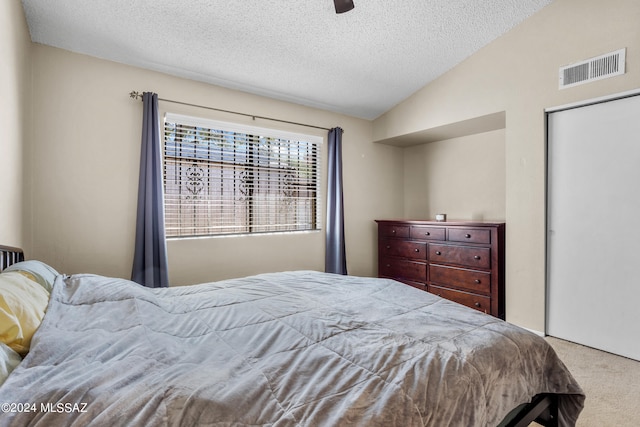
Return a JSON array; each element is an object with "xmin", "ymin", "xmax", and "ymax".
[
  {"xmin": 379, "ymin": 258, "xmax": 426, "ymax": 282},
  {"xmin": 410, "ymin": 226, "xmax": 446, "ymax": 241},
  {"xmin": 429, "ymin": 285, "xmax": 491, "ymax": 314},
  {"xmin": 428, "ymin": 244, "xmax": 491, "ymax": 269},
  {"xmin": 379, "ymin": 239, "xmax": 427, "ymax": 259},
  {"xmin": 379, "ymin": 224, "xmax": 410, "ymax": 238},
  {"xmin": 429, "ymin": 265, "xmax": 490, "ymax": 294},
  {"xmin": 448, "ymin": 228, "xmax": 491, "ymax": 244}
]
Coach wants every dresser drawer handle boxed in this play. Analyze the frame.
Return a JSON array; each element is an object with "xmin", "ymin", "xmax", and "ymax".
[
  {"xmin": 435, "ymin": 251, "xmax": 442, "ymax": 255},
  {"xmin": 391, "ymin": 230, "xmax": 396, "ymax": 234},
  {"xmin": 474, "ymin": 279, "xmax": 481, "ymax": 284},
  {"xmin": 465, "ymin": 234, "xmax": 472, "ymax": 238},
  {"xmin": 425, "ymin": 232, "xmax": 430, "ymax": 236},
  {"xmin": 386, "ymin": 264, "xmax": 391, "ymax": 268},
  {"xmin": 414, "ymin": 248, "xmax": 420, "ymax": 252},
  {"xmin": 475, "ymin": 302, "xmax": 481, "ymax": 307},
  {"xmin": 386, "ymin": 245, "xmax": 391, "ymax": 249},
  {"xmin": 474, "ymin": 255, "xmax": 481, "ymax": 260}
]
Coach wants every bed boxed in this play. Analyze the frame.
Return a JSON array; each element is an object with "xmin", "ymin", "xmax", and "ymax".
[{"xmin": 0, "ymin": 245, "xmax": 584, "ymax": 426}]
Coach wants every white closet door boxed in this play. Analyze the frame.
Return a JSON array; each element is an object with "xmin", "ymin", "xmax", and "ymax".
[{"xmin": 547, "ymin": 94, "xmax": 640, "ymax": 361}]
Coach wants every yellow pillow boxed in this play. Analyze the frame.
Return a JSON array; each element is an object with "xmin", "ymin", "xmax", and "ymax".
[
  {"xmin": 0, "ymin": 272, "xmax": 50, "ymax": 355},
  {"xmin": 4, "ymin": 260, "xmax": 60, "ymax": 293},
  {"xmin": 16, "ymin": 271, "xmax": 39, "ymax": 283}
]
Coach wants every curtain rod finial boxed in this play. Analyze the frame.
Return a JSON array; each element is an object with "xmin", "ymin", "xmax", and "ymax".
[{"xmin": 129, "ymin": 91, "xmax": 143, "ymax": 100}]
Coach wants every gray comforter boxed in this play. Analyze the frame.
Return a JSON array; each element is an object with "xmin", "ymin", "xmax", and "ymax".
[{"xmin": 0, "ymin": 271, "xmax": 584, "ymax": 426}]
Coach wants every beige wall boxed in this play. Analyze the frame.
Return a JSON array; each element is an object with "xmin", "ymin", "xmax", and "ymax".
[
  {"xmin": 27, "ymin": 46, "xmax": 404, "ymax": 284},
  {"xmin": 373, "ymin": 0, "xmax": 640, "ymax": 331},
  {"xmin": 0, "ymin": 0, "xmax": 31, "ymax": 247},
  {"xmin": 403, "ymin": 129, "xmax": 505, "ymax": 221}
]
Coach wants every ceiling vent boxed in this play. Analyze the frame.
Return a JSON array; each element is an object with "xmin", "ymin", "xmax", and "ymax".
[{"xmin": 559, "ymin": 48, "xmax": 626, "ymax": 89}]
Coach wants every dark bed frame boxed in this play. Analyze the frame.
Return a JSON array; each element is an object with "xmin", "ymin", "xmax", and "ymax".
[
  {"xmin": 0, "ymin": 244, "xmax": 24, "ymax": 271},
  {"xmin": 501, "ymin": 393, "xmax": 559, "ymax": 427},
  {"xmin": 0, "ymin": 245, "xmax": 558, "ymax": 427}
]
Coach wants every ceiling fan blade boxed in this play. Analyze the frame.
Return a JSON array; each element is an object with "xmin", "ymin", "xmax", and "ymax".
[{"xmin": 334, "ymin": 0, "xmax": 354, "ymax": 14}]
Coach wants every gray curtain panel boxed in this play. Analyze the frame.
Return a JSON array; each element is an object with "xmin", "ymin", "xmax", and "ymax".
[
  {"xmin": 325, "ymin": 127, "xmax": 347, "ymax": 275},
  {"xmin": 131, "ymin": 92, "xmax": 169, "ymax": 288}
]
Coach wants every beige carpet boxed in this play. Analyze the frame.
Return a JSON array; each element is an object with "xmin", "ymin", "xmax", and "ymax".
[{"xmin": 542, "ymin": 337, "xmax": 640, "ymax": 427}]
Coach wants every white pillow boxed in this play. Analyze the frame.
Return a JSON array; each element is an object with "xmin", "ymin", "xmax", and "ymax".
[{"xmin": 4, "ymin": 260, "xmax": 60, "ymax": 293}]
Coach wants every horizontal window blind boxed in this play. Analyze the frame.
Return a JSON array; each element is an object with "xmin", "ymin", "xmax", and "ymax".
[{"xmin": 163, "ymin": 114, "xmax": 322, "ymax": 238}]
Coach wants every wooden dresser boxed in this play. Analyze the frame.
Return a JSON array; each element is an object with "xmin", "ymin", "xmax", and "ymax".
[{"xmin": 376, "ymin": 220, "xmax": 505, "ymax": 319}]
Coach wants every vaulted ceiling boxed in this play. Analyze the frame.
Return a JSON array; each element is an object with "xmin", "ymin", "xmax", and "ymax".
[{"xmin": 21, "ymin": 0, "xmax": 553, "ymax": 119}]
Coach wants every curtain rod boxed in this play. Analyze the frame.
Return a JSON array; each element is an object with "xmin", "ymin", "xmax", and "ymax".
[{"xmin": 129, "ymin": 91, "xmax": 332, "ymax": 132}]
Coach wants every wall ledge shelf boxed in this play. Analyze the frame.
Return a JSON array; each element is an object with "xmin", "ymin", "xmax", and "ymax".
[{"xmin": 374, "ymin": 111, "xmax": 505, "ymax": 147}]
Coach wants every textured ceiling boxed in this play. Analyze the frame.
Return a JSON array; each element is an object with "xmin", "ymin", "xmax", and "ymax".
[{"xmin": 21, "ymin": 0, "xmax": 553, "ymax": 120}]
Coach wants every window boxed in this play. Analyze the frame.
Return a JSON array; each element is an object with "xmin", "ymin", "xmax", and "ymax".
[{"xmin": 163, "ymin": 114, "xmax": 322, "ymax": 238}]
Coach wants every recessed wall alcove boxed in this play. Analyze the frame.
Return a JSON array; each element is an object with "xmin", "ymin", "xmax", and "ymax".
[{"xmin": 373, "ymin": 111, "xmax": 507, "ymax": 222}]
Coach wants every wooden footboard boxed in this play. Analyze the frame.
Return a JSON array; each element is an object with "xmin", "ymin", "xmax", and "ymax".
[{"xmin": 0, "ymin": 244, "xmax": 24, "ymax": 272}]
